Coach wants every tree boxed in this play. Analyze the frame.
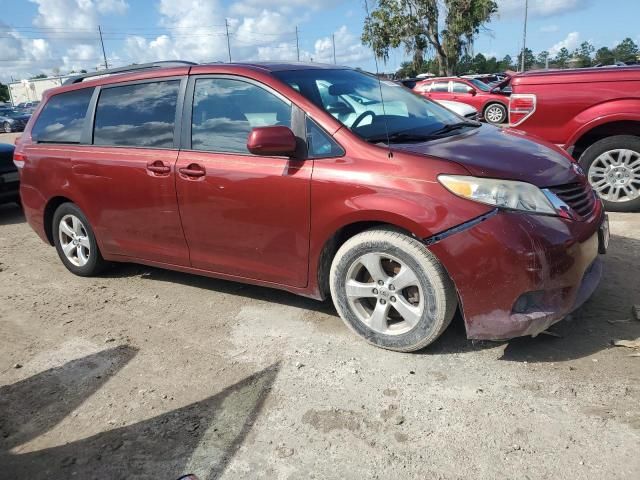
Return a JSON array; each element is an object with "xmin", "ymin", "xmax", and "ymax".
[
  {"xmin": 498, "ymin": 54, "xmax": 513, "ymax": 71},
  {"xmin": 471, "ymin": 53, "xmax": 487, "ymax": 73},
  {"xmin": 485, "ymin": 56, "xmax": 498, "ymax": 73},
  {"xmin": 554, "ymin": 47, "xmax": 571, "ymax": 68},
  {"xmin": 517, "ymin": 48, "xmax": 535, "ymax": 71},
  {"xmin": 29, "ymin": 73, "xmax": 47, "ymax": 79},
  {"xmin": 536, "ymin": 50, "xmax": 549, "ymax": 69},
  {"xmin": 594, "ymin": 46, "xmax": 615, "ymax": 65},
  {"xmin": 613, "ymin": 37, "xmax": 639, "ymax": 62},
  {"xmin": 573, "ymin": 41, "xmax": 594, "ymax": 67},
  {"xmin": 0, "ymin": 83, "xmax": 9, "ymax": 103},
  {"xmin": 362, "ymin": 0, "xmax": 498, "ymax": 76}
]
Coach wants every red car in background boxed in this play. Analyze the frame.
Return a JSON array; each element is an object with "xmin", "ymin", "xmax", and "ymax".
[
  {"xmin": 414, "ymin": 76, "xmax": 511, "ymax": 125},
  {"xmin": 509, "ymin": 66, "xmax": 640, "ymax": 211}
]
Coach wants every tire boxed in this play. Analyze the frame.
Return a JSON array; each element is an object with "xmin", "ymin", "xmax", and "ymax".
[
  {"xmin": 578, "ymin": 135, "xmax": 640, "ymax": 212},
  {"xmin": 3, "ymin": 122, "xmax": 11, "ymax": 133},
  {"xmin": 483, "ymin": 103, "xmax": 507, "ymax": 125},
  {"xmin": 329, "ymin": 228, "xmax": 457, "ymax": 352},
  {"xmin": 52, "ymin": 203, "xmax": 106, "ymax": 276}
]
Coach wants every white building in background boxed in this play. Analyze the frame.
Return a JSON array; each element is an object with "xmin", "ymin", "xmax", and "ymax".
[{"xmin": 8, "ymin": 75, "xmax": 73, "ymax": 105}]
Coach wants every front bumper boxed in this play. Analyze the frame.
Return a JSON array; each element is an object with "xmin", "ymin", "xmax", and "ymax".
[
  {"xmin": 428, "ymin": 208, "xmax": 604, "ymax": 340},
  {"xmin": 0, "ymin": 170, "xmax": 19, "ymax": 204}
]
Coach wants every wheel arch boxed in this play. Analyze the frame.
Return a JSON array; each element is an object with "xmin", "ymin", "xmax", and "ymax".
[
  {"xmin": 43, "ymin": 195, "xmax": 75, "ymax": 245},
  {"xmin": 315, "ymin": 219, "xmax": 418, "ymax": 301},
  {"xmin": 569, "ymin": 119, "xmax": 640, "ymax": 160}
]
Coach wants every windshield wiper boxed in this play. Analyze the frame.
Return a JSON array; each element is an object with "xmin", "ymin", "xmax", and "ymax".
[
  {"xmin": 427, "ymin": 121, "xmax": 480, "ymax": 136},
  {"xmin": 365, "ymin": 132, "xmax": 438, "ymax": 144}
]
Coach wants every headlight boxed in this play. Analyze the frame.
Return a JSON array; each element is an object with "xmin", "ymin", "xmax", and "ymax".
[{"xmin": 438, "ymin": 175, "xmax": 556, "ymax": 215}]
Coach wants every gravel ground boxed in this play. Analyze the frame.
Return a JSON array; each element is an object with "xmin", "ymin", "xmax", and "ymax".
[{"xmin": 1, "ymin": 131, "xmax": 639, "ymax": 479}]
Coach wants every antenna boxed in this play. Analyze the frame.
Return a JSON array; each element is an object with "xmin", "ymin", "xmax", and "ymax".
[{"xmin": 364, "ymin": 0, "xmax": 392, "ymax": 157}]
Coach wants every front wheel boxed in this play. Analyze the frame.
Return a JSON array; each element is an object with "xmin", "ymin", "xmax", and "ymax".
[
  {"xmin": 3, "ymin": 122, "xmax": 11, "ymax": 133},
  {"xmin": 483, "ymin": 103, "xmax": 507, "ymax": 125},
  {"xmin": 52, "ymin": 203, "xmax": 107, "ymax": 276},
  {"xmin": 329, "ymin": 229, "xmax": 457, "ymax": 352},
  {"xmin": 579, "ymin": 135, "xmax": 640, "ymax": 212}
]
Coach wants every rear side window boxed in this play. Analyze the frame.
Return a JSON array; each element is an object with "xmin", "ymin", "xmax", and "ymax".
[
  {"xmin": 430, "ymin": 82, "xmax": 449, "ymax": 92},
  {"xmin": 191, "ymin": 78, "xmax": 292, "ymax": 154},
  {"xmin": 93, "ymin": 80, "xmax": 180, "ymax": 148},
  {"xmin": 32, "ymin": 88, "xmax": 93, "ymax": 144}
]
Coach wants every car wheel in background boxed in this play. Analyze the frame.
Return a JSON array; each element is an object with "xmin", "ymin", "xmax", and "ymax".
[
  {"xmin": 483, "ymin": 103, "xmax": 507, "ymax": 125},
  {"xmin": 52, "ymin": 202, "xmax": 107, "ymax": 276},
  {"xmin": 3, "ymin": 122, "xmax": 11, "ymax": 133},
  {"xmin": 579, "ymin": 135, "xmax": 640, "ymax": 212},
  {"xmin": 330, "ymin": 228, "xmax": 457, "ymax": 352}
]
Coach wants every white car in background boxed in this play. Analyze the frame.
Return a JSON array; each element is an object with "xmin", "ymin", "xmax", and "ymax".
[{"xmin": 434, "ymin": 99, "xmax": 479, "ymax": 121}]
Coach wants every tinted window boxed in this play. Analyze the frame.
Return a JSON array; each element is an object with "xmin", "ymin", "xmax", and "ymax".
[
  {"xmin": 306, "ymin": 117, "xmax": 343, "ymax": 158},
  {"xmin": 430, "ymin": 82, "xmax": 449, "ymax": 92},
  {"xmin": 191, "ymin": 78, "xmax": 292, "ymax": 154},
  {"xmin": 93, "ymin": 80, "xmax": 180, "ymax": 148},
  {"xmin": 32, "ymin": 88, "xmax": 92, "ymax": 143},
  {"xmin": 452, "ymin": 82, "xmax": 472, "ymax": 93}
]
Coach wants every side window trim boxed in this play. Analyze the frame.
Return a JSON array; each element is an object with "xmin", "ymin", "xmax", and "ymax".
[
  {"xmin": 181, "ymin": 74, "xmax": 299, "ymax": 155},
  {"xmin": 85, "ymin": 76, "xmax": 187, "ymax": 149}
]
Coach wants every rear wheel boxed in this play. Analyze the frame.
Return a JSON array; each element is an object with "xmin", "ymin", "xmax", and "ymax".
[
  {"xmin": 329, "ymin": 229, "xmax": 457, "ymax": 352},
  {"xmin": 483, "ymin": 103, "xmax": 507, "ymax": 125},
  {"xmin": 52, "ymin": 203, "xmax": 106, "ymax": 276},
  {"xmin": 579, "ymin": 135, "xmax": 640, "ymax": 212}
]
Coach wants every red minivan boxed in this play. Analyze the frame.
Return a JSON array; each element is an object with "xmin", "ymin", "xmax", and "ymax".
[{"xmin": 15, "ymin": 61, "xmax": 608, "ymax": 351}]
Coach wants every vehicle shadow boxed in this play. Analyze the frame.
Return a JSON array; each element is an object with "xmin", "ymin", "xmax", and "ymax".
[
  {"xmin": 0, "ymin": 347, "xmax": 280, "ymax": 480},
  {"xmin": 103, "ymin": 263, "xmax": 338, "ymax": 317},
  {"xmin": 0, "ymin": 202, "xmax": 24, "ymax": 226}
]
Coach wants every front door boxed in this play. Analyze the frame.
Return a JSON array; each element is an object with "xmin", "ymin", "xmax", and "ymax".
[{"xmin": 176, "ymin": 76, "xmax": 311, "ymax": 287}]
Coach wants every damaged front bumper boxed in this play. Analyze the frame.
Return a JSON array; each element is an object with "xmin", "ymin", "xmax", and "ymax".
[{"xmin": 427, "ymin": 206, "xmax": 605, "ymax": 340}]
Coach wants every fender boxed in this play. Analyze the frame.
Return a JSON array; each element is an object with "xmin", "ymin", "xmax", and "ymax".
[{"xmin": 564, "ymin": 99, "xmax": 640, "ymax": 149}]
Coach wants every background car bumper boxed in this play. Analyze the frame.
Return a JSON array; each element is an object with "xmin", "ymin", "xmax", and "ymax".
[{"xmin": 428, "ymin": 207, "xmax": 605, "ymax": 340}]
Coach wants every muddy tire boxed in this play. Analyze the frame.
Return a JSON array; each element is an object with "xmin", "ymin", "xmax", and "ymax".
[
  {"xmin": 52, "ymin": 203, "xmax": 107, "ymax": 276},
  {"xmin": 579, "ymin": 135, "xmax": 640, "ymax": 212},
  {"xmin": 329, "ymin": 228, "xmax": 457, "ymax": 352}
]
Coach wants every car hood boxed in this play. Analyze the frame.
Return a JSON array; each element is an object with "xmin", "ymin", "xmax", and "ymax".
[{"xmin": 392, "ymin": 124, "xmax": 580, "ymax": 187}]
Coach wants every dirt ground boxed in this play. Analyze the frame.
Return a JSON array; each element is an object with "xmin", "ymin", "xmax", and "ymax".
[{"xmin": 1, "ymin": 131, "xmax": 639, "ymax": 479}]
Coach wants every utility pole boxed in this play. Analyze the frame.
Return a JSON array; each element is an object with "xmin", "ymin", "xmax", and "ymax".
[
  {"xmin": 520, "ymin": 0, "xmax": 528, "ymax": 72},
  {"xmin": 98, "ymin": 25, "xmax": 109, "ymax": 69},
  {"xmin": 295, "ymin": 26, "xmax": 300, "ymax": 62},
  {"xmin": 225, "ymin": 19, "xmax": 232, "ymax": 62},
  {"xmin": 332, "ymin": 33, "xmax": 337, "ymax": 64}
]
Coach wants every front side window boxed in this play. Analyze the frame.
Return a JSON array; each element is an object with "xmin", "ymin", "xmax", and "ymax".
[
  {"xmin": 191, "ymin": 78, "xmax": 292, "ymax": 154},
  {"xmin": 274, "ymin": 69, "xmax": 466, "ymax": 144},
  {"xmin": 306, "ymin": 117, "xmax": 343, "ymax": 158},
  {"xmin": 93, "ymin": 80, "xmax": 180, "ymax": 148},
  {"xmin": 32, "ymin": 88, "xmax": 93, "ymax": 143}
]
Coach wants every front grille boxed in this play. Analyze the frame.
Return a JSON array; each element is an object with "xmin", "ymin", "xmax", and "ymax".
[{"xmin": 549, "ymin": 182, "xmax": 598, "ymax": 219}]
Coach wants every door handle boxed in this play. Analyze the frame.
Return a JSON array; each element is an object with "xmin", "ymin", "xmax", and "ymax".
[
  {"xmin": 179, "ymin": 164, "xmax": 206, "ymax": 178},
  {"xmin": 147, "ymin": 160, "xmax": 171, "ymax": 175}
]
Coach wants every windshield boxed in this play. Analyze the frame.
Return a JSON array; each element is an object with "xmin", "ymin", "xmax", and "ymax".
[
  {"xmin": 273, "ymin": 68, "xmax": 469, "ymax": 143},
  {"xmin": 469, "ymin": 79, "xmax": 491, "ymax": 91}
]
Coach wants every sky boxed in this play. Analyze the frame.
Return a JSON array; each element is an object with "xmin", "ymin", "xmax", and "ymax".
[{"xmin": 1, "ymin": 0, "xmax": 639, "ymax": 83}]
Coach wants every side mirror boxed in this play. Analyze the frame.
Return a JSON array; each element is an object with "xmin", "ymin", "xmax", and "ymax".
[
  {"xmin": 247, "ymin": 126, "xmax": 297, "ymax": 157},
  {"xmin": 469, "ymin": 88, "xmax": 477, "ymax": 96},
  {"xmin": 326, "ymin": 101, "xmax": 355, "ymax": 116}
]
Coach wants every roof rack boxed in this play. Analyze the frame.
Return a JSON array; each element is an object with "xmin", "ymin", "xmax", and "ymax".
[{"xmin": 63, "ymin": 61, "xmax": 198, "ymax": 85}]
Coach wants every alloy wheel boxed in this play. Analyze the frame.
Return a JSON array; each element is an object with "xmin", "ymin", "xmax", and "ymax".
[
  {"xmin": 588, "ymin": 148, "xmax": 640, "ymax": 203},
  {"xmin": 345, "ymin": 252, "xmax": 426, "ymax": 335},
  {"xmin": 485, "ymin": 105, "xmax": 505, "ymax": 124},
  {"xmin": 58, "ymin": 214, "xmax": 91, "ymax": 267},
  {"xmin": 3, "ymin": 122, "xmax": 11, "ymax": 133}
]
